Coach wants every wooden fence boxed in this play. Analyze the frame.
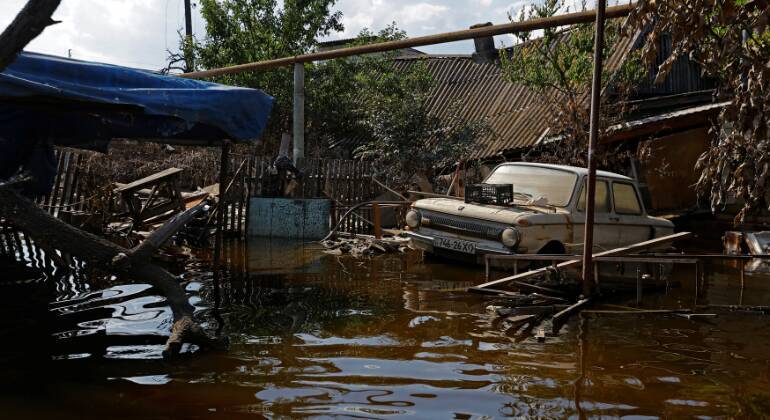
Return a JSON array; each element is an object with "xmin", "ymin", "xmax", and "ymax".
[
  {"xmin": 35, "ymin": 148, "xmax": 91, "ymax": 218},
  {"xmin": 221, "ymin": 155, "xmax": 405, "ymax": 238},
  {"xmin": 11, "ymin": 148, "xmax": 402, "ymax": 239}
]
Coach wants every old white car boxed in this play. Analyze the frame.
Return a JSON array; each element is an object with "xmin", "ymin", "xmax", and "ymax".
[{"xmin": 405, "ymin": 162, "xmax": 674, "ymax": 263}]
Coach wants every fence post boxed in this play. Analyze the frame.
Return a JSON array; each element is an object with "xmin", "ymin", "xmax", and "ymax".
[{"xmin": 373, "ymin": 203, "xmax": 382, "ymax": 239}]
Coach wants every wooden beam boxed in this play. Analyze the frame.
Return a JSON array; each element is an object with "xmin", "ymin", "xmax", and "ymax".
[
  {"xmin": 552, "ymin": 298, "xmax": 591, "ymax": 334},
  {"xmin": 180, "ymin": 3, "xmax": 636, "ymax": 78},
  {"xmin": 469, "ymin": 231, "xmax": 692, "ymax": 292}
]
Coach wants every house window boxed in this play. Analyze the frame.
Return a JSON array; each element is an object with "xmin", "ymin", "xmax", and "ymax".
[
  {"xmin": 613, "ymin": 183, "xmax": 642, "ymax": 215},
  {"xmin": 577, "ymin": 181, "xmax": 610, "ymax": 213}
]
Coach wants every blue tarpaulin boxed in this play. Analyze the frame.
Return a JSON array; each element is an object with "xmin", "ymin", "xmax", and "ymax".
[
  {"xmin": 0, "ymin": 51, "xmax": 274, "ymax": 142},
  {"xmin": 0, "ymin": 52, "xmax": 274, "ymax": 194}
]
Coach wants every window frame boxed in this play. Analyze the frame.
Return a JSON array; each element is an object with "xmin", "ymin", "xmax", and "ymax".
[
  {"xmin": 575, "ymin": 178, "xmax": 612, "ymax": 214},
  {"xmin": 482, "ymin": 163, "xmax": 580, "ymax": 208},
  {"xmin": 611, "ymin": 181, "xmax": 644, "ymax": 216}
]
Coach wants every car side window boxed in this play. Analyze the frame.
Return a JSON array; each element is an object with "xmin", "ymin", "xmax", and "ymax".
[
  {"xmin": 613, "ymin": 182, "xmax": 642, "ymax": 215},
  {"xmin": 577, "ymin": 180, "xmax": 610, "ymax": 213}
]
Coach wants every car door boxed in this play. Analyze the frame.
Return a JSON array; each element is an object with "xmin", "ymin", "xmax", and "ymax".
[
  {"xmin": 611, "ymin": 181, "xmax": 652, "ymax": 246},
  {"xmin": 573, "ymin": 179, "xmax": 617, "ymax": 251}
]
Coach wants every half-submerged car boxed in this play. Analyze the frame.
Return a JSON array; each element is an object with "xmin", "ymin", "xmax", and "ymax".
[{"xmin": 405, "ymin": 162, "xmax": 674, "ymax": 263}]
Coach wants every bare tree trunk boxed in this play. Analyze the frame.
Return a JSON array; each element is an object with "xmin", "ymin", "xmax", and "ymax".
[
  {"xmin": 0, "ymin": 0, "xmax": 62, "ymax": 72},
  {"xmin": 0, "ymin": 187, "xmax": 223, "ymax": 356}
]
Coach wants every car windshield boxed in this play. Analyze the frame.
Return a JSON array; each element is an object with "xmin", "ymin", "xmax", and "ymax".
[{"xmin": 483, "ymin": 165, "xmax": 578, "ymax": 207}]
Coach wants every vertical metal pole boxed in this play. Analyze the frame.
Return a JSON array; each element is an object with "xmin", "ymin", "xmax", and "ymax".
[
  {"xmin": 580, "ymin": 0, "xmax": 606, "ymax": 297},
  {"xmin": 184, "ymin": 0, "xmax": 194, "ymax": 72},
  {"xmin": 213, "ymin": 140, "xmax": 231, "ymax": 271},
  {"xmin": 293, "ymin": 62, "xmax": 305, "ymax": 165},
  {"xmin": 739, "ymin": 258, "xmax": 745, "ymax": 305},
  {"xmin": 373, "ymin": 203, "xmax": 382, "ymax": 239},
  {"xmin": 636, "ymin": 268, "xmax": 642, "ymax": 305}
]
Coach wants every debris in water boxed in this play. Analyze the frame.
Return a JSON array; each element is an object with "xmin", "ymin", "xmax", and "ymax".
[{"xmin": 321, "ymin": 234, "xmax": 412, "ymax": 257}]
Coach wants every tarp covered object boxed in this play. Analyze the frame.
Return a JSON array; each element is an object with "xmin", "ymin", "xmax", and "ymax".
[
  {"xmin": 0, "ymin": 52, "xmax": 274, "ymax": 194},
  {"xmin": 0, "ymin": 51, "xmax": 274, "ymax": 142}
]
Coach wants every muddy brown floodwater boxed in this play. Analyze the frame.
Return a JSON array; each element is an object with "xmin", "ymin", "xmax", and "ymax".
[{"xmin": 2, "ymin": 237, "xmax": 770, "ymax": 418}]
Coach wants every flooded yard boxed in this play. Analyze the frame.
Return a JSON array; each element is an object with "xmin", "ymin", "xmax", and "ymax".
[{"xmin": 2, "ymin": 238, "xmax": 770, "ymax": 418}]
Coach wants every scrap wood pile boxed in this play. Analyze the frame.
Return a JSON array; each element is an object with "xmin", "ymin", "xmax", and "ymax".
[
  {"xmin": 471, "ymin": 232, "xmax": 699, "ymax": 341},
  {"xmin": 321, "ymin": 234, "xmax": 412, "ymax": 257}
]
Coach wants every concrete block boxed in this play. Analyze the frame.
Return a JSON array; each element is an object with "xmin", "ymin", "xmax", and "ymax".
[{"xmin": 248, "ymin": 198, "xmax": 330, "ymax": 240}]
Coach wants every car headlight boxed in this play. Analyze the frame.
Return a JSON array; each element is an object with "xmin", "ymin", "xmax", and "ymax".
[
  {"xmin": 501, "ymin": 227, "xmax": 521, "ymax": 248},
  {"xmin": 405, "ymin": 209, "xmax": 422, "ymax": 229}
]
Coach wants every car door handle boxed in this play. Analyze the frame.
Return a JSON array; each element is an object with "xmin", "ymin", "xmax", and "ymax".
[{"xmin": 609, "ymin": 216, "xmax": 620, "ymax": 222}]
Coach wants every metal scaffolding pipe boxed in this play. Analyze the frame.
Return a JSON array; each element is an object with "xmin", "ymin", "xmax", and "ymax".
[
  {"xmin": 180, "ymin": 3, "xmax": 634, "ymax": 79},
  {"xmin": 580, "ymin": 0, "xmax": 607, "ymax": 297}
]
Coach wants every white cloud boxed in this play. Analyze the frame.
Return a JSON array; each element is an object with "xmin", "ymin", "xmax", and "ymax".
[
  {"xmin": 397, "ymin": 3, "xmax": 448, "ymax": 24},
  {"xmin": 0, "ymin": 0, "xmax": 528, "ymax": 69}
]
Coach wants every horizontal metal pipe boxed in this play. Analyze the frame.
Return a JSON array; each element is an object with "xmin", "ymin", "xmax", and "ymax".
[
  {"xmin": 486, "ymin": 254, "xmax": 699, "ymax": 264},
  {"xmin": 181, "ymin": 3, "xmax": 635, "ymax": 79}
]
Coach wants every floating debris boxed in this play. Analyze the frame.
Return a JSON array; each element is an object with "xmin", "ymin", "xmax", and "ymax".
[{"xmin": 321, "ymin": 234, "xmax": 412, "ymax": 257}]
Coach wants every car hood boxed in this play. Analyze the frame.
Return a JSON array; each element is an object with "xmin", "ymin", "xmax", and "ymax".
[{"xmin": 413, "ymin": 198, "xmax": 565, "ymax": 225}]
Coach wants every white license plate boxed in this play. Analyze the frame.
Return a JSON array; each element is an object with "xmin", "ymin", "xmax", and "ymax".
[{"xmin": 433, "ymin": 237, "xmax": 477, "ymax": 254}]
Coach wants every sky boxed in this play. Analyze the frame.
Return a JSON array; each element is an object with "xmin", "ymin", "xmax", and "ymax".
[{"xmin": 0, "ymin": 0, "xmax": 582, "ymax": 71}]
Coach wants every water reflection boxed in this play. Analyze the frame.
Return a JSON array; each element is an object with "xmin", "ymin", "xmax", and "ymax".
[{"xmin": 2, "ymin": 236, "xmax": 770, "ymax": 417}]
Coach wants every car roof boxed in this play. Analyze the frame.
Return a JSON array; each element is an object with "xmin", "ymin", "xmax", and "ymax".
[{"xmin": 496, "ymin": 162, "xmax": 633, "ymax": 181}]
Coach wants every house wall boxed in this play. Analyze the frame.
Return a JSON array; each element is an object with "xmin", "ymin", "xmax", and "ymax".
[{"xmin": 638, "ymin": 127, "xmax": 709, "ymax": 212}]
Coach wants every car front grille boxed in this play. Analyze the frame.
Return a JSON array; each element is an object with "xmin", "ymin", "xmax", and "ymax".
[{"xmin": 424, "ymin": 212, "xmax": 504, "ymax": 240}]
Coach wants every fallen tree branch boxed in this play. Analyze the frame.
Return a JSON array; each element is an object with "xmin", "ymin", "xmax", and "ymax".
[
  {"xmin": 0, "ymin": 0, "xmax": 62, "ymax": 72},
  {"xmin": 0, "ymin": 186, "xmax": 222, "ymax": 356}
]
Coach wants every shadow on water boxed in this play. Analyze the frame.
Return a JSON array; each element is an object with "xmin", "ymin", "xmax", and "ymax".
[{"xmin": 2, "ymin": 234, "xmax": 770, "ymax": 418}]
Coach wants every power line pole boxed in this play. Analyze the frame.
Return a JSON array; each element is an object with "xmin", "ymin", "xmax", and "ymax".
[{"xmin": 183, "ymin": 0, "xmax": 194, "ymax": 72}]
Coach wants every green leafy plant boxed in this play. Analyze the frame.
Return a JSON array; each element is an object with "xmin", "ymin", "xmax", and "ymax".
[
  {"xmin": 500, "ymin": 0, "xmax": 644, "ymax": 169},
  {"xmin": 627, "ymin": 0, "xmax": 770, "ymax": 222}
]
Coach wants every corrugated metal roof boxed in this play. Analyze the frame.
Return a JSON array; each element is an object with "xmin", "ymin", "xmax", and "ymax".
[{"xmin": 390, "ymin": 29, "xmax": 640, "ymax": 160}]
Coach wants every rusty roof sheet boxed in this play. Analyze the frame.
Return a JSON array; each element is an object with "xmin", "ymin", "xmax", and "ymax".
[{"xmin": 390, "ymin": 30, "xmax": 639, "ymax": 160}]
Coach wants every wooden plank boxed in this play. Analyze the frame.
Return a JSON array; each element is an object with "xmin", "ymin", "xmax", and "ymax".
[
  {"xmin": 115, "ymin": 168, "xmax": 183, "ymax": 193},
  {"xmin": 469, "ymin": 232, "xmax": 692, "ymax": 292},
  {"xmin": 511, "ymin": 280, "xmax": 567, "ymax": 296},
  {"xmin": 584, "ymin": 309, "xmax": 692, "ymax": 315},
  {"xmin": 47, "ymin": 150, "xmax": 67, "ymax": 215},
  {"xmin": 58, "ymin": 151, "xmax": 76, "ymax": 216},
  {"xmin": 551, "ymin": 298, "xmax": 590, "ymax": 334}
]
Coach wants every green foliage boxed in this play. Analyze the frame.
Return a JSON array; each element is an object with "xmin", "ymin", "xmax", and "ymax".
[
  {"xmin": 629, "ymin": 0, "xmax": 770, "ymax": 221},
  {"xmin": 499, "ymin": 0, "xmax": 644, "ymax": 167},
  {"xmin": 193, "ymin": 0, "xmax": 343, "ymax": 139},
  {"xmin": 185, "ymin": 1, "xmax": 486, "ymax": 187},
  {"xmin": 352, "ymin": 56, "xmax": 488, "ymax": 188}
]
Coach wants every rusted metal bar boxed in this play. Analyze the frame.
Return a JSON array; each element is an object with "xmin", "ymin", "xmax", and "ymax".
[
  {"xmin": 636, "ymin": 268, "xmax": 642, "ymax": 305},
  {"xmin": 407, "ymin": 190, "xmax": 463, "ymax": 200},
  {"xmin": 584, "ymin": 309, "xmax": 692, "ymax": 315},
  {"xmin": 469, "ymin": 232, "xmax": 692, "ymax": 292},
  {"xmin": 180, "ymin": 4, "xmax": 635, "ymax": 78},
  {"xmin": 485, "ymin": 254, "xmax": 699, "ymax": 264},
  {"xmin": 738, "ymin": 260, "xmax": 746, "ymax": 305},
  {"xmin": 580, "ymin": 0, "xmax": 606, "ymax": 298},
  {"xmin": 322, "ymin": 200, "xmax": 412, "ymax": 241}
]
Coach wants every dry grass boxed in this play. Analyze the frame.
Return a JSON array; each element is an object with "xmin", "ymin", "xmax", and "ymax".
[{"xmin": 73, "ymin": 140, "xmax": 231, "ymax": 193}]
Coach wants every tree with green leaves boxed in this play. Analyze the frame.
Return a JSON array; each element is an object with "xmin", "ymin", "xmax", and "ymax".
[
  {"xmin": 184, "ymin": 0, "xmax": 487, "ymax": 189},
  {"xmin": 627, "ymin": 0, "xmax": 769, "ymax": 221},
  {"xmin": 500, "ymin": 0, "xmax": 643, "ymax": 168}
]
